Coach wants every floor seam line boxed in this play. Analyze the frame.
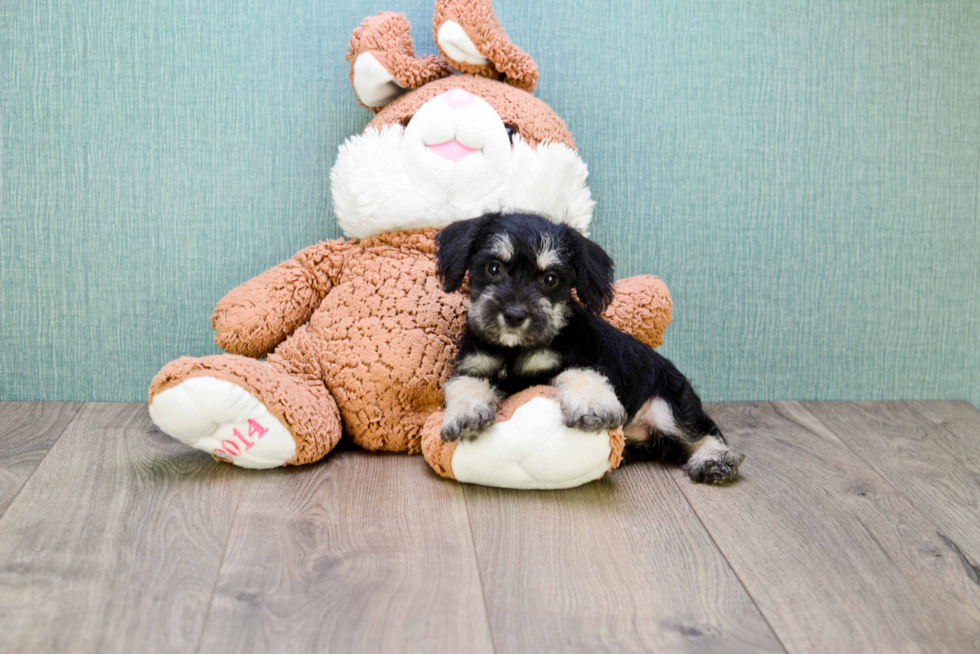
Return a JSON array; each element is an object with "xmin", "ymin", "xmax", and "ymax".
[
  {"xmin": 193, "ymin": 481, "xmax": 245, "ymax": 654},
  {"xmin": 667, "ymin": 402, "xmax": 792, "ymax": 654},
  {"xmin": 462, "ymin": 487, "xmax": 500, "ymax": 654},
  {"xmin": 668, "ymin": 468, "xmax": 790, "ymax": 653}
]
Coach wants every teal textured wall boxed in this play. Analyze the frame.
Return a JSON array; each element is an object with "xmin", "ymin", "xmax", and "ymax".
[{"xmin": 2, "ymin": 0, "xmax": 979, "ymax": 403}]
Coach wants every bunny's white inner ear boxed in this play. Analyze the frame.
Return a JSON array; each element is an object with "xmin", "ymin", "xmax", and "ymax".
[
  {"xmin": 437, "ymin": 20, "xmax": 490, "ymax": 65},
  {"xmin": 352, "ymin": 52, "xmax": 408, "ymax": 108}
]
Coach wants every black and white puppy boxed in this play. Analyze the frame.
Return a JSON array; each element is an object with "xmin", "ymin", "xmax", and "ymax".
[{"xmin": 435, "ymin": 212, "xmax": 744, "ymax": 483}]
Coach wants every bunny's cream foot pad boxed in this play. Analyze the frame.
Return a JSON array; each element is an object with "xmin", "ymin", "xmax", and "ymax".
[
  {"xmin": 422, "ymin": 386, "xmax": 625, "ymax": 490},
  {"xmin": 149, "ymin": 377, "xmax": 296, "ymax": 469}
]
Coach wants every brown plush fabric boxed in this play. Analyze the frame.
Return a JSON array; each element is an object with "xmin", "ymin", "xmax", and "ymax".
[
  {"xmin": 420, "ymin": 412, "xmax": 458, "ymax": 479},
  {"xmin": 151, "ymin": 228, "xmax": 670, "ymax": 463},
  {"xmin": 433, "ymin": 0, "xmax": 539, "ymax": 92},
  {"xmin": 312, "ymin": 229, "xmax": 467, "ymax": 453},
  {"xmin": 347, "ymin": 11, "xmax": 453, "ymax": 110},
  {"xmin": 212, "ymin": 239, "xmax": 352, "ymax": 358},
  {"xmin": 601, "ymin": 275, "xmax": 674, "ymax": 350},
  {"xmin": 421, "ymin": 385, "xmax": 627, "ymax": 482},
  {"xmin": 607, "ymin": 424, "xmax": 626, "ymax": 471},
  {"xmin": 370, "ymin": 74, "xmax": 576, "ymax": 150}
]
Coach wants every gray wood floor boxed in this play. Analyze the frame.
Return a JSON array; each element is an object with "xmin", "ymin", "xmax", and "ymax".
[{"xmin": 1, "ymin": 401, "xmax": 980, "ymax": 653}]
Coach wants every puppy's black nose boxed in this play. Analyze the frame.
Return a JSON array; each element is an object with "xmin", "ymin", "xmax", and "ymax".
[{"xmin": 502, "ymin": 306, "xmax": 528, "ymax": 327}]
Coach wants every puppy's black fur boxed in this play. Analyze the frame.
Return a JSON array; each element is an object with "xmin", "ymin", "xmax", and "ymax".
[{"xmin": 435, "ymin": 212, "xmax": 744, "ymax": 484}]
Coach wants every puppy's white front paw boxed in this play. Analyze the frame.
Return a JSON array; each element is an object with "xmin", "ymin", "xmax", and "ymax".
[
  {"xmin": 553, "ymin": 368, "xmax": 627, "ymax": 432},
  {"xmin": 440, "ymin": 375, "xmax": 502, "ymax": 442},
  {"xmin": 441, "ymin": 403, "xmax": 497, "ymax": 442}
]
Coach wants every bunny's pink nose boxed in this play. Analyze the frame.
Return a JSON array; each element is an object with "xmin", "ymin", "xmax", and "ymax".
[{"xmin": 444, "ymin": 88, "xmax": 474, "ymax": 109}]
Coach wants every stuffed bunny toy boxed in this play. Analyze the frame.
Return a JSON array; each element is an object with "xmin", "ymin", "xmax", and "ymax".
[{"xmin": 148, "ymin": 0, "xmax": 673, "ymax": 489}]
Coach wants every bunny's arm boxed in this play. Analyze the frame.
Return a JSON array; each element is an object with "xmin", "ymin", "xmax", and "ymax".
[
  {"xmin": 601, "ymin": 275, "xmax": 674, "ymax": 350},
  {"xmin": 211, "ymin": 239, "xmax": 353, "ymax": 358}
]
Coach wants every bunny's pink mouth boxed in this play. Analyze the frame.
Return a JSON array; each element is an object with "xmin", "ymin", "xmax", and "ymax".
[{"xmin": 427, "ymin": 139, "xmax": 479, "ymax": 162}]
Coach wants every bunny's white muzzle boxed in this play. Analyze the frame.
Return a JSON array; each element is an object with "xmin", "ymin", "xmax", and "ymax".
[{"xmin": 330, "ymin": 89, "xmax": 594, "ymax": 239}]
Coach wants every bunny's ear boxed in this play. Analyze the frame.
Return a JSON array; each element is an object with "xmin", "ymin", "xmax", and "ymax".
[
  {"xmin": 433, "ymin": 0, "xmax": 539, "ymax": 93},
  {"xmin": 347, "ymin": 12, "xmax": 453, "ymax": 110}
]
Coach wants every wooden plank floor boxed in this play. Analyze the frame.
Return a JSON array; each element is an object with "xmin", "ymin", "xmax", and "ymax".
[{"xmin": 1, "ymin": 401, "xmax": 979, "ymax": 653}]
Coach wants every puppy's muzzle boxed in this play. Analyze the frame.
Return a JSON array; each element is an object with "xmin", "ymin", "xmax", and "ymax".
[{"xmin": 502, "ymin": 305, "xmax": 528, "ymax": 328}]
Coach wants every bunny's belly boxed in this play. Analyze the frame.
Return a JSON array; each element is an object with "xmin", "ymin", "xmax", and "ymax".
[{"xmin": 310, "ymin": 246, "xmax": 467, "ymax": 453}]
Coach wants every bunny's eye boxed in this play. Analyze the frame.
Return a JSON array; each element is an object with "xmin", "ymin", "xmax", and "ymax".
[{"xmin": 504, "ymin": 125, "xmax": 517, "ymax": 144}]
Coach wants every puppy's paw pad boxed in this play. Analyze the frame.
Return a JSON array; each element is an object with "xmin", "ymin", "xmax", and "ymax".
[
  {"xmin": 440, "ymin": 405, "xmax": 497, "ymax": 442},
  {"xmin": 685, "ymin": 449, "xmax": 744, "ymax": 484}
]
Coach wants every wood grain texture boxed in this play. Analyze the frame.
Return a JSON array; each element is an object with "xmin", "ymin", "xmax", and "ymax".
[
  {"xmin": 6, "ymin": 400, "xmax": 980, "ymax": 652},
  {"xmin": 672, "ymin": 402, "xmax": 980, "ymax": 654},
  {"xmin": 463, "ymin": 463, "xmax": 784, "ymax": 653},
  {"xmin": 197, "ymin": 449, "xmax": 494, "ymax": 654},
  {"xmin": 0, "ymin": 402, "xmax": 82, "ymax": 516},
  {"xmin": 803, "ymin": 400, "xmax": 980, "ymax": 593},
  {"xmin": 912, "ymin": 399, "xmax": 980, "ymax": 424},
  {"xmin": 0, "ymin": 403, "xmax": 246, "ymax": 654}
]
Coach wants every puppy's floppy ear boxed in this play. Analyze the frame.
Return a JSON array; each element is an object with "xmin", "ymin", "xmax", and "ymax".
[
  {"xmin": 566, "ymin": 227, "xmax": 615, "ymax": 314},
  {"xmin": 436, "ymin": 215, "xmax": 493, "ymax": 293}
]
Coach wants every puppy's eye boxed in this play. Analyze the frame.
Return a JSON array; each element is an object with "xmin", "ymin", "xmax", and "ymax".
[
  {"xmin": 541, "ymin": 272, "xmax": 559, "ymax": 288},
  {"xmin": 504, "ymin": 125, "xmax": 517, "ymax": 144},
  {"xmin": 486, "ymin": 262, "xmax": 502, "ymax": 277}
]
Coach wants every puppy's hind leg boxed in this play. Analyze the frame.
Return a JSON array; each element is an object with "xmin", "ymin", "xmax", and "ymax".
[{"xmin": 625, "ymin": 393, "xmax": 744, "ymax": 484}]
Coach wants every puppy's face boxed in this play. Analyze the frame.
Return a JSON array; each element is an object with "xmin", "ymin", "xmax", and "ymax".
[
  {"xmin": 436, "ymin": 213, "xmax": 615, "ymax": 349},
  {"xmin": 467, "ymin": 228, "xmax": 574, "ymax": 348}
]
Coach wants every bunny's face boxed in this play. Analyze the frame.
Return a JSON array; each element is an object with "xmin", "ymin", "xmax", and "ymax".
[
  {"xmin": 329, "ymin": 2, "xmax": 594, "ymax": 240},
  {"xmin": 399, "ymin": 85, "xmax": 516, "ymax": 206}
]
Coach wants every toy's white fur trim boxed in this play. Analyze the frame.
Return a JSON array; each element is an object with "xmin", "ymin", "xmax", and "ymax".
[{"xmin": 331, "ymin": 125, "xmax": 594, "ymax": 239}]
